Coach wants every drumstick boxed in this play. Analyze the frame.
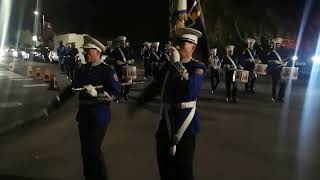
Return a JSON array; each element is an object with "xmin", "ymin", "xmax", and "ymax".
[
  {"xmin": 122, "ymin": 81, "xmax": 145, "ymax": 86},
  {"xmin": 72, "ymin": 85, "xmax": 104, "ymax": 91}
]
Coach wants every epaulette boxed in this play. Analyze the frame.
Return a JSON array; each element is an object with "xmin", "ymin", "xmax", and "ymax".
[
  {"xmin": 101, "ymin": 62, "xmax": 113, "ymax": 70},
  {"xmin": 192, "ymin": 59, "xmax": 206, "ymax": 65},
  {"xmin": 191, "ymin": 59, "xmax": 206, "ymax": 69}
]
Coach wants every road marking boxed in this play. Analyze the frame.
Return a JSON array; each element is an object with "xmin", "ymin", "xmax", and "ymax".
[
  {"xmin": 0, "ymin": 102, "xmax": 23, "ymax": 108},
  {"xmin": 12, "ymin": 78, "xmax": 33, "ymax": 81},
  {"xmin": 0, "ymin": 70, "xmax": 25, "ymax": 79},
  {"xmin": 23, "ymin": 83, "xmax": 48, "ymax": 87}
]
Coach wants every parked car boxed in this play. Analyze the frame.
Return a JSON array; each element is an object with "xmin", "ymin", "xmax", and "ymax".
[
  {"xmin": 288, "ymin": 49, "xmax": 314, "ymax": 80},
  {"xmin": 48, "ymin": 51, "xmax": 59, "ymax": 63}
]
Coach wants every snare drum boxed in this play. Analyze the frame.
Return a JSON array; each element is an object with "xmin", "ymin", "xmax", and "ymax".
[
  {"xmin": 233, "ymin": 70, "xmax": 249, "ymax": 83},
  {"xmin": 281, "ymin": 67, "xmax": 299, "ymax": 80},
  {"xmin": 254, "ymin": 64, "xmax": 268, "ymax": 75},
  {"xmin": 122, "ymin": 65, "xmax": 137, "ymax": 79}
]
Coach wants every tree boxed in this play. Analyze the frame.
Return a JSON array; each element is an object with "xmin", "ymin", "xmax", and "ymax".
[{"xmin": 19, "ymin": 30, "xmax": 33, "ymax": 48}]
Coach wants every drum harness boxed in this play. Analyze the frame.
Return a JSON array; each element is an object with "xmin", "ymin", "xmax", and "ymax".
[
  {"xmin": 246, "ymin": 49, "xmax": 258, "ymax": 78},
  {"xmin": 118, "ymin": 47, "xmax": 127, "ymax": 64},
  {"xmin": 225, "ymin": 55, "xmax": 238, "ymax": 82}
]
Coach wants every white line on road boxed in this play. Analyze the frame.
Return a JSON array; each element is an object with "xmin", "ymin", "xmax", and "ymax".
[
  {"xmin": 0, "ymin": 70, "xmax": 25, "ymax": 79},
  {"xmin": 12, "ymin": 78, "xmax": 34, "ymax": 81},
  {"xmin": 0, "ymin": 102, "xmax": 23, "ymax": 108},
  {"xmin": 23, "ymin": 84, "xmax": 48, "ymax": 87}
]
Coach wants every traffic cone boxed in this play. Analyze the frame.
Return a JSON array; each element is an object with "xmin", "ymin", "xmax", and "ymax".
[
  {"xmin": 27, "ymin": 65, "xmax": 33, "ymax": 77},
  {"xmin": 35, "ymin": 67, "xmax": 42, "ymax": 80},
  {"xmin": 9, "ymin": 62, "xmax": 15, "ymax": 71},
  {"xmin": 43, "ymin": 68, "xmax": 51, "ymax": 82},
  {"xmin": 48, "ymin": 74, "xmax": 60, "ymax": 91}
]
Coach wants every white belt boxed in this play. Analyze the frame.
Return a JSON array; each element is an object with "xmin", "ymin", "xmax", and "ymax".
[
  {"xmin": 164, "ymin": 100, "xmax": 197, "ymax": 156},
  {"xmin": 167, "ymin": 101, "xmax": 196, "ymax": 109}
]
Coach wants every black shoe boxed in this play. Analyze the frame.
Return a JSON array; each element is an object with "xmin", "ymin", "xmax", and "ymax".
[
  {"xmin": 277, "ymin": 98, "xmax": 284, "ymax": 103},
  {"xmin": 226, "ymin": 98, "xmax": 231, "ymax": 103},
  {"xmin": 124, "ymin": 94, "xmax": 129, "ymax": 101},
  {"xmin": 211, "ymin": 89, "xmax": 216, "ymax": 94},
  {"xmin": 232, "ymin": 98, "xmax": 238, "ymax": 103}
]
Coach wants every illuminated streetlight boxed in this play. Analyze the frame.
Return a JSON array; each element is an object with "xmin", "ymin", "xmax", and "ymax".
[
  {"xmin": 312, "ymin": 56, "xmax": 320, "ymax": 63},
  {"xmin": 32, "ymin": 35, "xmax": 38, "ymax": 42},
  {"xmin": 292, "ymin": 55, "xmax": 298, "ymax": 61},
  {"xmin": 34, "ymin": 10, "xmax": 39, "ymax": 16}
]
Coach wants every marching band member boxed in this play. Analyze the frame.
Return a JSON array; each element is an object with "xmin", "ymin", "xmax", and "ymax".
[
  {"xmin": 132, "ymin": 27, "xmax": 206, "ymax": 180},
  {"xmin": 110, "ymin": 36, "xmax": 135, "ymax": 101},
  {"xmin": 267, "ymin": 37, "xmax": 289, "ymax": 103},
  {"xmin": 208, "ymin": 48, "xmax": 221, "ymax": 94},
  {"xmin": 240, "ymin": 38, "xmax": 262, "ymax": 94},
  {"xmin": 221, "ymin": 45, "xmax": 241, "ymax": 103}
]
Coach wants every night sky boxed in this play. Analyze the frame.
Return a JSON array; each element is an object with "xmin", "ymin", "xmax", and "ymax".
[{"xmin": 7, "ymin": 0, "xmax": 320, "ymax": 44}]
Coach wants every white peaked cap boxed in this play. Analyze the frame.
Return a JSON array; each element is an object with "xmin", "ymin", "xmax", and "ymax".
[
  {"xmin": 117, "ymin": 36, "xmax": 127, "ymax": 41},
  {"xmin": 272, "ymin": 37, "xmax": 283, "ymax": 44},
  {"xmin": 143, "ymin": 42, "xmax": 149, "ymax": 46},
  {"xmin": 225, "ymin": 45, "xmax": 235, "ymax": 51},
  {"xmin": 81, "ymin": 35, "xmax": 106, "ymax": 52},
  {"xmin": 245, "ymin": 38, "xmax": 256, "ymax": 44},
  {"xmin": 210, "ymin": 48, "xmax": 217, "ymax": 54},
  {"xmin": 107, "ymin": 41, "xmax": 113, "ymax": 46},
  {"xmin": 175, "ymin": 27, "xmax": 202, "ymax": 45},
  {"xmin": 152, "ymin": 42, "xmax": 160, "ymax": 47}
]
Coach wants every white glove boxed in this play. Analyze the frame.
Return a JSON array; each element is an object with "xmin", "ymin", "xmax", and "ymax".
[
  {"xmin": 127, "ymin": 59, "xmax": 134, "ymax": 65},
  {"xmin": 168, "ymin": 47, "xmax": 189, "ymax": 80},
  {"xmin": 283, "ymin": 62, "xmax": 288, "ymax": 67},
  {"xmin": 83, "ymin": 84, "xmax": 97, "ymax": 97},
  {"xmin": 239, "ymin": 65, "xmax": 244, "ymax": 70},
  {"xmin": 225, "ymin": 64, "xmax": 231, "ymax": 70},
  {"xmin": 256, "ymin": 59, "xmax": 262, "ymax": 64},
  {"xmin": 168, "ymin": 47, "xmax": 180, "ymax": 63}
]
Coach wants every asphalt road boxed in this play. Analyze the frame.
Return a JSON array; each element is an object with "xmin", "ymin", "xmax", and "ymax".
[{"xmin": 0, "ymin": 58, "xmax": 320, "ymax": 180}]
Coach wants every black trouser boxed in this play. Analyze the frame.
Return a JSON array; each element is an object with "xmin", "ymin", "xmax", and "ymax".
[
  {"xmin": 225, "ymin": 71, "xmax": 237, "ymax": 100},
  {"xmin": 122, "ymin": 83, "xmax": 131, "ymax": 100},
  {"xmin": 156, "ymin": 133, "xmax": 196, "ymax": 180},
  {"xmin": 115, "ymin": 65, "xmax": 131, "ymax": 100},
  {"xmin": 152, "ymin": 63, "xmax": 160, "ymax": 77},
  {"xmin": 144, "ymin": 59, "xmax": 152, "ymax": 77},
  {"xmin": 271, "ymin": 74, "xmax": 286, "ymax": 100},
  {"xmin": 210, "ymin": 68, "xmax": 220, "ymax": 91},
  {"xmin": 244, "ymin": 69, "xmax": 257, "ymax": 92},
  {"xmin": 78, "ymin": 121, "xmax": 108, "ymax": 180},
  {"xmin": 59, "ymin": 58, "xmax": 65, "ymax": 72},
  {"xmin": 66, "ymin": 61, "xmax": 76, "ymax": 80}
]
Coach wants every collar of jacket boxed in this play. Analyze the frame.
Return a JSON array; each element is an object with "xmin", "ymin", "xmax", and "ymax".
[
  {"xmin": 91, "ymin": 59, "xmax": 103, "ymax": 67},
  {"xmin": 181, "ymin": 57, "xmax": 192, "ymax": 64}
]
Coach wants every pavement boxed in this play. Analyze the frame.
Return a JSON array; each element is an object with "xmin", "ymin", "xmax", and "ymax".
[
  {"xmin": 0, "ymin": 58, "xmax": 71, "ymax": 135},
  {"xmin": 0, "ymin": 58, "xmax": 320, "ymax": 180}
]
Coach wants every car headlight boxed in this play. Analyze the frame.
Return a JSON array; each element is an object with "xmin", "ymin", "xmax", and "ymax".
[
  {"xmin": 292, "ymin": 56, "xmax": 298, "ymax": 61},
  {"xmin": 13, "ymin": 51, "xmax": 18, "ymax": 57},
  {"xmin": 0, "ymin": 49, "xmax": 4, "ymax": 57},
  {"xmin": 312, "ymin": 56, "xmax": 320, "ymax": 63}
]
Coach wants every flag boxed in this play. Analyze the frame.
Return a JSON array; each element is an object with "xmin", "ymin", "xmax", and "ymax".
[{"xmin": 170, "ymin": 0, "xmax": 209, "ymax": 60}]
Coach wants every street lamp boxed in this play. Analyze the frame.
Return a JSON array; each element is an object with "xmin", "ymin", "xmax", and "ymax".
[
  {"xmin": 34, "ymin": 10, "xmax": 39, "ymax": 16},
  {"xmin": 32, "ymin": 35, "xmax": 38, "ymax": 48},
  {"xmin": 32, "ymin": 35, "xmax": 38, "ymax": 42},
  {"xmin": 33, "ymin": 10, "xmax": 45, "ymax": 43}
]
